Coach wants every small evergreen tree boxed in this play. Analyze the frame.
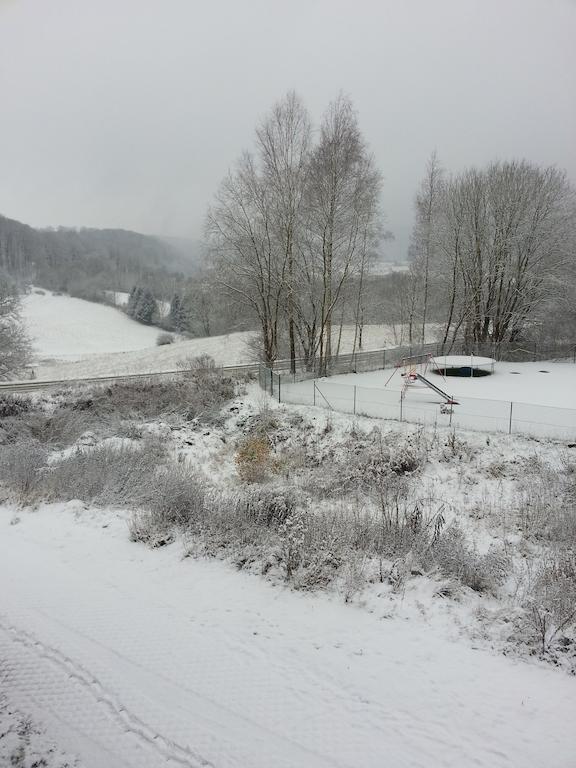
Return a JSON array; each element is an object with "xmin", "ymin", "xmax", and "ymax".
[
  {"xmin": 134, "ymin": 288, "xmax": 157, "ymax": 325},
  {"xmin": 168, "ymin": 293, "xmax": 189, "ymax": 332},
  {"xmin": 168, "ymin": 293, "xmax": 181, "ymax": 330},
  {"xmin": 127, "ymin": 285, "xmax": 143, "ymax": 317},
  {"xmin": 177, "ymin": 295, "xmax": 191, "ymax": 333}
]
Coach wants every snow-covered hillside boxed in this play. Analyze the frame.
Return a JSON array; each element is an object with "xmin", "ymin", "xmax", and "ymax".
[
  {"xmin": 34, "ymin": 332, "xmax": 258, "ymax": 380},
  {"xmin": 22, "ymin": 290, "xmax": 162, "ymax": 361},
  {"xmin": 20, "ymin": 290, "xmax": 439, "ymax": 380}
]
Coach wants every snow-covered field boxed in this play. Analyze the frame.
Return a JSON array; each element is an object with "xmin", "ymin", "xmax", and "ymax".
[
  {"xmin": 1, "ymin": 503, "xmax": 575, "ymax": 768},
  {"xmin": 22, "ymin": 291, "xmax": 162, "ymax": 361},
  {"xmin": 20, "ymin": 290, "xmax": 256, "ymax": 377},
  {"xmin": 281, "ymin": 361, "xmax": 576, "ymax": 440},
  {"xmin": 32, "ymin": 331, "xmax": 258, "ymax": 380},
  {"xmin": 20, "ymin": 290, "xmax": 439, "ymax": 380}
]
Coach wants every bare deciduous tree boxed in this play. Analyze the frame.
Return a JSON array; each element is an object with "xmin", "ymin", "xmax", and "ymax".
[
  {"xmin": 412, "ymin": 159, "xmax": 576, "ymax": 347},
  {"xmin": 409, "ymin": 151, "xmax": 443, "ymax": 344},
  {"xmin": 206, "ymin": 153, "xmax": 285, "ymax": 364},
  {"xmin": 305, "ymin": 95, "xmax": 382, "ymax": 373},
  {"xmin": 0, "ymin": 274, "xmax": 31, "ymax": 379},
  {"xmin": 256, "ymin": 92, "xmax": 311, "ymax": 372},
  {"xmin": 207, "ymin": 92, "xmax": 383, "ymax": 370}
]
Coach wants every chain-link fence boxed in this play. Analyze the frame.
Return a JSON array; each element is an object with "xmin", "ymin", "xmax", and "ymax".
[
  {"xmin": 267, "ymin": 340, "xmax": 576, "ymax": 384},
  {"xmin": 259, "ymin": 341, "xmax": 576, "ymax": 441}
]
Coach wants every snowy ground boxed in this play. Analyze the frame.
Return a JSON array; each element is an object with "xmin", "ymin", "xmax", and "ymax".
[
  {"xmin": 0, "ymin": 696, "xmax": 78, "ymax": 768},
  {"xmin": 326, "ymin": 360, "xmax": 576, "ymax": 408},
  {"xmin": 4, "ymin": 319, "xmax": 575, "ymax": 765},
  {"xmin": 1, "ymin": 503, "xmax": 575, "ymax": 768},
  {"xmin": 22, "ymin": 291, "xmax": 162, "ymax": 361},
  {"xmin": 32, "ymin": 331, "xmax": 257, "ymax": 380},
  {"xmin": 281, "ymin": 361, "xmax": 576, "ymax": 441}
]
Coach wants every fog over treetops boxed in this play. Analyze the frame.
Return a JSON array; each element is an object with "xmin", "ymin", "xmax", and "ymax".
[{"xmin": 0, "ymin": 0, "xmax": 574, "ymax": 262}]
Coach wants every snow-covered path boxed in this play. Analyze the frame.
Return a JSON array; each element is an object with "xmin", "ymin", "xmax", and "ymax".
[{"xmin": 1, "ymin": 506, "xmax": 575, "ymax": 768}]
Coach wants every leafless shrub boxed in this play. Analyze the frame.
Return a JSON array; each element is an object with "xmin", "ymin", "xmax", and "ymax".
[
  {"xmin": 45, "ymin": 440, "xmax": 163, "ymax": 506},
  {"xmin": 238, "ymin": 487, "xmax": 298, "ymax": 526},
  {"xmin": 372, "ymin": 501, "xmax": 445, "ymax": 560},
  {"xmin": 431, "ymin": 525, "xmax": 511, "ymax": 593},
  {"xmin": 177, "ymin": 353, "xmax": 218, "ymax": 372},
  {"xmin": 147, "ymin": 465, "xmax": 207, "ymax": 527},
  {"xmin": 0, "ymin": 402, "xmax": 97, "ymax": 450},
  {"xmin": 62, "ymin": 375, "xmax": 235, "ymax": 423},
  {"xmin": 235, "ymin": 435, "xmax": 271, "ymax": 482},
  {"xmin": 27, "ymin": 407, "xmax": 94, "ymax": 447},
  {"xmin": 0, "ymin": 393, "xmax": 31, "ymax": 418},
  {"xmin": 522, "ymin": 550, "xmax": 576, "ymax": 657},
  {"xmin": 516, "ymin": 459, "xmax": 576, "ymax": 546},
  {"xmin": 340, "ymin": 552, "xmax": 368, "ymax": 602},
  {"xmin": 128, "ymin": 511, "xmax": 175, "ymax": 548},
  {"xmin": 440, "ymin": 431, "xmax": 475, "ymax": 462},
  {"xmin": 335, "ymin": 429, "xmax": 428, "ymax": 495},
  {"xmin": 0, "ymin": 441, "xmax": 47, "ymax": 502},
  {"xmin": 239, "ymin": 407, "xmax": 280, "ymax": 438},
  {"xmin": 114, "ymin": 421, "xmax": 144, "ymax": 440}
]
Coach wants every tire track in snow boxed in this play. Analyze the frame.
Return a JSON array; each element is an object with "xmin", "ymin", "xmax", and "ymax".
[{"xmin": 0, "ymin": 616, "xmax": 212, "ymax": 768}]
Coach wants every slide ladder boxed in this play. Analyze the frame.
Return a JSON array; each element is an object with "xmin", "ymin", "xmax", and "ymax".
[{"xmin": 415, "ymin": 373, "xmax": 459, "ymax": 405}]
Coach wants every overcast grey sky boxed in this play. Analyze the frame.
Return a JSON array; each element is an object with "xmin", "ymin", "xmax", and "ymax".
[{"xmin": 1, "ymin": 0, "xmax": 575, "ymax": 261}]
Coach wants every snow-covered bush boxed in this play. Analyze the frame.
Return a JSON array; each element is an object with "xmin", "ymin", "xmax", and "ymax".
[
  {"xmin": 45, "ymin": 440, "xmax": 163, "ymax": 506},
  {"xmin": 439, "ymin": 431, "xmax": 475, "ymax": 463},
  {"xmin": 0, "ymin": 441, "xmax": 47, "ymax": 502},
  {"xmin": 372, "ymin": 501, "xmax": 445, "ymax": 560},
  {"xmin": 156, "ymin": 332, "xmax": 175, "ymax": 346},
  {"xmin": 235, "ymin": 435, "xmax": 271, "ymax": 483},
  {"xmin": 334, "ymin": 429, "xmax": 428, "ymax": 494},
  {"xmin": 63, "ymin": 375, "xmax": 236, "ymax": 423},
  {"xmin": 177, "ymin": 353, "xmax": 217, "ymax": 372},
  {"xmin": 516, "ymin": 459, "xmax": 576, "ymax": 545},
  {"xmin": 430, "ymin": 525, "xmax": 511, "ymax": 594},
  {"xmin": 27, "ymin": 407, "xmax": 94, "ymax": 448},
  {"xmin": 0, "ymin": 393, "xmax": 31, "ymax": 418},
  {"xmin": 147, "ymin": 465, "xmax": 207, "ymax": 527},
  {"xmin": 521, "ymin": 550, "xmax": 576, "ymax": 657},
  {"xmin": 238, "ymin": 486, "xmax": 299, "ymax": 527},
  {"xmin": 279, "ymin": 508, "xmax": 308, "ymax": 580},
  {"xmin": 388, "ymin": 438, "xmax": 423, "ymax": 475}
]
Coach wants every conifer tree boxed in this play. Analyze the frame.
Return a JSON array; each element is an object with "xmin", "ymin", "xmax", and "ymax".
[{"xmin": 134, "ymin": 289, "xmax": 156, "ymax": 325}]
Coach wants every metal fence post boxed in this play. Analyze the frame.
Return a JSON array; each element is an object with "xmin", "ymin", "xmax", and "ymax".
[
  {"xmin": 353, "ymin": 385, "xmax": 357, "ymax": 415},
  {"xmin": 509, "ymin": 402, "xmax": 513, "ymax": 434},
  {"xmin": 400, "ymin": 393, "xmax": 403, "ymax": 422},
  {"xmin": 313, "ymin": 381, "xmax": 316, "ymax": 407},
  {"xmin": 278, "ymin": 374, "xmax": 281, "ymax": 404},
  {"xmin": 270, "ymin": 368, "xmax": 273, "ymax": 395}
]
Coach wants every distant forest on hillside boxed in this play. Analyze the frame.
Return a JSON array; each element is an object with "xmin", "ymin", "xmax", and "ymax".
[
  {"xmin": 0, "ymin": 212, "xmax": 203, "ymax": 302},
  {"xmin": 0, "ymin": 212, "xmax": 261, "ymax": 338}
]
